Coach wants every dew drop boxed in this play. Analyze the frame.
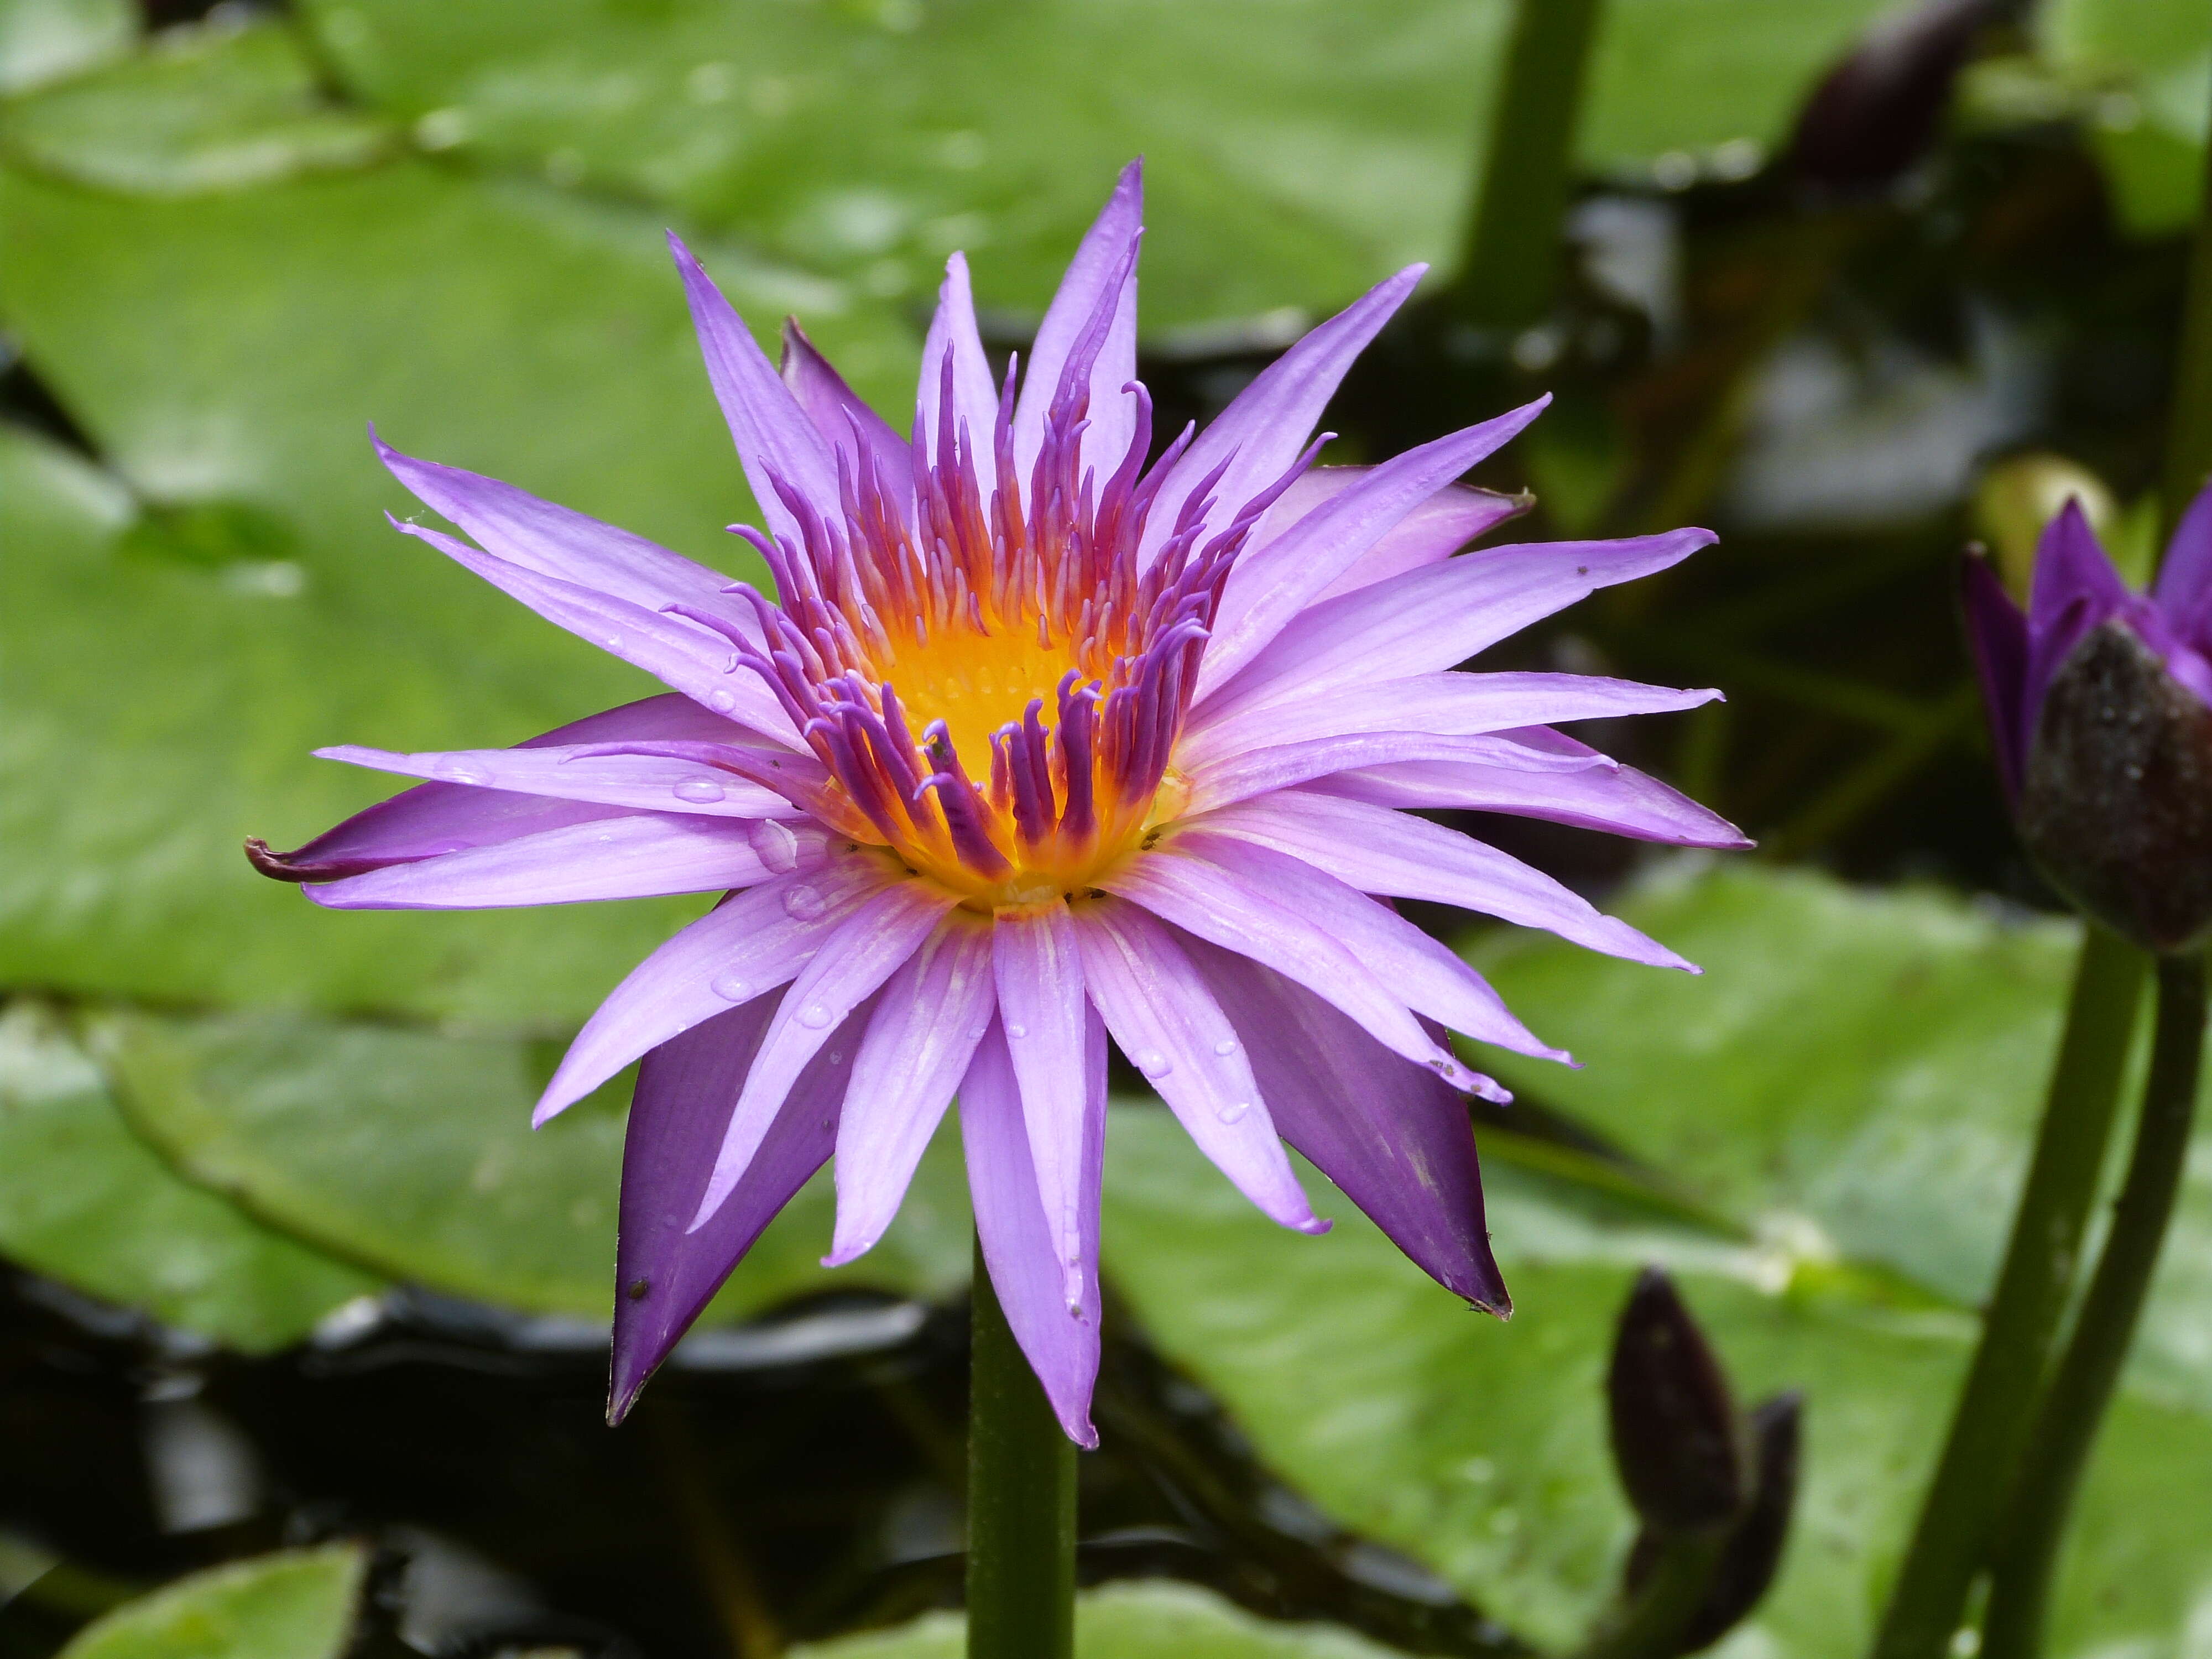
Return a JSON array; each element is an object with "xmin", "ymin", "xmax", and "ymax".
[
  {"xmin": 751, "ymin": 818, "xmax": 801, "ymax": 874},
  {"xmin": 782, "ymin": 882, "xmax": 827, "ymax": 920},
  {"xmin": 604, "ymin": 633, "xmax": 624, "ymax": 650},
  {"xmin": 674, "ymin": 775, "xmax": 727, "ymax": 804},
  {"xmin": 1006, "ymin": 1022, "xmax": 1029, "ymax": 1039},
  {"xmin": 710, "ymin": 973, "xmax": 752, "ymax": 1002},
  {"xmin": 1217, "ymin": 1100, "xmax": 1250, "ymax": 1125},
  {"xmin": 797, "ymin": 1003, "xmax": 833, "ymax": 1029},
  {"xmin": 1134, "ymin": 1048, "xmax": 1172, "ymax": 1078},
  {"xmin": 827, "ymin": 1049, "xmax": 845, "ymax": 1067},
  {"xmin": 435, "ymin": 760, "xmax": 492, "ymax": 786},
  {"xmin": 707, "ymin": 688, "xmax": 738, "ymax": 713},
  {"xmin": 1212, "ymin": 1037, "xmax": 1239, "ymax": 1057}
]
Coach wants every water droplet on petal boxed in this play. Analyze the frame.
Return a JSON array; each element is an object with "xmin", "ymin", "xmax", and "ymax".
[
  {"xmin": 603, "ymin": 633, "xmax": 624, "ymax": 651},
  {"xmin": 782, "ymin": 882, "xmax": 827, "ymax": 920},
  {"xmin": 1212, "ymin": 1037, "xmax": 1239, "ymax": 1057},
  {"xmin": 797, "ymin": 1003, "xmax": 833, "ymax": 1029},
  {"xmin": 827, "ymin": 1049, "xmax": 845, "ymax": 1066},
  {"xmin": 1217, "ymin": 1100, "xmax": 1250, "ymax": 1125},
  {"xmin": 751, "ymin": 818, "xmax": 801, "ymax": 874},
  {"xmin": 707, "ymin": 689, "xmax": 738, "ymax": 713},
  {"xmin": 674, "ymin": 775, "xmax": 726, "ymax": 804},
  {"xmin": 435, "ymin": 760, "xmax": 492, "ymax": 786},
  {"xmin": 1134, "ymin": 1048, "xmax": 1171, "ymax": 1078},
  {"xmin": 1006, "ymin": 1022, "xmax": 1028, "ymax": 1039},
  {"xmin": 710, "ymin": 973, "xmax": 752, "ymax": 1002}
]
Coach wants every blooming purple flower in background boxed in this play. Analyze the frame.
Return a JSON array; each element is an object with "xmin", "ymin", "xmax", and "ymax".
[
  {"xmin": 249, "ymin": 163, "xmax": 1741, "ymax": 1442},
  {"xmin": 1963, "ymin": 486, "xmax": 2212, "ymax": 952}
]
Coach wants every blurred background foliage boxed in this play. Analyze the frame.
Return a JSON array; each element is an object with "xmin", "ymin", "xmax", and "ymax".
[{"xmin": 10, "ymin": 0, "xmax": 2212, "ymax": 1655}]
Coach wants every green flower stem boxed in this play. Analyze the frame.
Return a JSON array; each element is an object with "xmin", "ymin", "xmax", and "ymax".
[
  {"xmin": 1449, "ymin": 0, "xmax": 1605, "ymax": 329},
  {"xmin": 1980, "ymin": 951, "xmax": 2208, "ymax": 1659},
  {"xmin": 967, "ymin": 1235, "xmax": 1076, "ymax": 1659},
  {"xmin": 2161, "ymin": 59, "xmax": 2212, "ymax": 523},
  {"xmin": 1573, "ymin": 1531, "xmax": 1728, "ymax": 1659},
  {"xmin": 1869, "ymin": 927, "xmax": 2148, "ymax": 1659}
]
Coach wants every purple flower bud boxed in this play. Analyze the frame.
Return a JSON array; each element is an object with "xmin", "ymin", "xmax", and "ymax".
[
  {"xmin": 1787, "ymin": 0, "xmax": 1999, "ymax": 196},
  {"xmin": 1963, "ymin": 488, "xmax": 2212, "ymax": 952},
  {"xmin": 1607, "ymin": 1267, "xmax": 1747, "ymax": 1534}
]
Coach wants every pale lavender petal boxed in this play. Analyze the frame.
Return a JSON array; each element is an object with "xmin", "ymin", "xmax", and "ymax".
[
  {"xmin": 1182, "ymin": 729, "xmax": 1612, "ymax": 817},
  {"xmin": 1197, "ymin": 398, "xmax": 1551, "ymax": 695},
  {"xmin": 1013, "ymin": 159, "xmax": 1142, "ymax": 483},
  {"xmin": 315, "ymin": 742, "xmax": 797, "ymax": 820},
  {"xmin": 992, "ymin": 902, "xmax": 1092, "ymax": 1310},
  {"xmin": 691, "ymin": 882, "xmax": 958, "ymax": 1230},
  {"xmin": 1070, "ymin": 899, "xmax": 1323, "ymax": 1233},
  {"xmin": 1319, "ymin": 481, "xmax": 1532, "ymax": 600},
  {"xmin": 307, "ymin": 813, "xmax": 815, "ymax": 911},
  {"xmin": 1138, "ymin": 267, "xmax": 1425, "ymax": 564},
  {"xmin": 1190, "ymin": 791, "xmax": 1692, "ymax": 971},
  {"xmin": 959, "ymin": 1013, "xmax": 1104, "ymax": 1447},
  {"xmin": 375, "ymin": 434, "xmax": 753, "ymax": 627},
  {"xmin": 825, "ymin": 912, "xmax": 998, "ymax": 1267},
  {"xmin": 610, "ymin": 990, "xmax": 873, "ymax": 1421},
  {"xmin": 1203, "ymin": 528, "xmax": 1716, "ymax": 720},
  {"xmin": 389, "ymin": 519, "xmax": 800, "ymax": 743},
  {"xmin": 1164, "ymin": 831, "xmax": 1563, "ymax": 1065},
  {"xmin": 917, "ymin": 254, "xmax": 1003, "ymax": 500},
  {"xmin": 668, "ymin": 233, "xmax": 841, "ymax": 548},
  {"xmin": 1318, "ymin": 732, "xmax": 1751, "ymax": 849},
  {"xmin": 1183, "ymin": 671, "xmax": 1721, "ymax": 769},
  {"xmin": 2157, "ymin": 477, "xmax": 2212, "ymax": 623},
  {"xmin": 1098, "ymin": 847, "xmax": 1489, "ymax": 1093},
  {"xmin": 1179, "ymin": 935, "xmax": 1509, "ymax": 1313},
  {"xmin": 780, "ymin": 317, "xmax": 912, "ymax": 513},
  {"xmin": 252, "ymin": 695, "xmax": 735, "ymax": 881},
  {"xmin": 536, "ymin": 859, "xmax": 895, "ymax": 1123}
]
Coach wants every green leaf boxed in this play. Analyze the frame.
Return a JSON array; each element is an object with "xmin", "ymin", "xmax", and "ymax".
[
  {"xmin": 1098, "ymin": 865, "xmax": 2212, "ymax": 1656},
  {"xmin": 291, "ymin": 0, "xmax": 1893, "ymax": 327},
  {"xmin": 0, "ymin": 17, "xmax": 394, "ymax": 196},
  {"xmin": 56, "ymin": 1546, "xmax": 365, "ymax": 1659},
  {"xmin": 0, "ymin": 147, "xmax": 914, "ymax": 1021},
  {"xmin": 0, "ymin": 999, "xmax": 379, "ymax": 1352},
  {"xmin": 92, "ymin": 1005, "xmax": 972, "ymax": 1322},
  {"xmin": 2041, "ymin": 0, "xmax": 2212, "ymax": 237},
  {"xmin": 787, "ymin": 1581, "xmax": 1405, "ymax": 1658},
  {"xmin": 0, "ymin": 0, "xmax": 133, "ymax": 96}
]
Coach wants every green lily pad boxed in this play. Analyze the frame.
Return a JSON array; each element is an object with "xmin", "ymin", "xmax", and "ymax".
[
  {"xmin": 290, "ymin": 0, "xmax": 1893, "ymax": 327},
  {"xmin": 0, "ymin": 16, "xmax": 395, "ymax": 196},
  {"xmin": 56, "ymin": 1546, "xmax": 365, "ymax": 1659},
  {"xmin": 0, "ymin": 138, "xmax": 914, "ymax": 1022},
  {"xmin": 2042, "ymin": 0, "xmax": 2212, "ymax": 237},
  {"xmin": 1098, "ymin": 866, "xmax": 2212, "ymax": 1656},
  {"xmin": 0, "ymin": 0, "xmax": 133, "ymax": 96},
  {"xmin": 789, "ymin": 1580, "xmax": 1404, "ymax": 1658},
  {"xmin": 91, "ymin": 1006, "xmax": 972, "ymax": 1321},
  {"xmin": 0, "ymin": 999, "xmax": 379, "ymax": 1351}
]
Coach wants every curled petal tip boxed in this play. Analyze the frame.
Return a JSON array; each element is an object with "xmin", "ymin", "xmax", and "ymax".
[
  {"xmin": 1295, "ymin": 1215, "xmax": 1334, "ymax": 1237},
  {"xmin": 243, "ymin": 836, "xmax": 311, "ymax": 881}
]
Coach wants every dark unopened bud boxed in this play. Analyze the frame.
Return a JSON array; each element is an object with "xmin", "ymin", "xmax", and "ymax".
[
  {"xmin": 1608, "ymin": 1268, "xmax": 1746, "ymax": 1533},
  {"xmin": 1787, "ymin": 0, "xmax": 1998, "ymax": 195},
  {"xmin": 2020, "ymin": 620, "xmax": 2212, "ymax": 953}
]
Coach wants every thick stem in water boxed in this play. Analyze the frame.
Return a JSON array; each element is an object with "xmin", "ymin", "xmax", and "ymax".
[
  {"xmin": 1868, "ymin": 928, "xmax": 2147, "ymax": 1659},
  {"xmin": 967, "ymin": 1235, "xmax": 1077, "ymax": 1659},
  {"xmin": 1980, "ymin": 951, "xmax": 2208, "ymax": 1659}
]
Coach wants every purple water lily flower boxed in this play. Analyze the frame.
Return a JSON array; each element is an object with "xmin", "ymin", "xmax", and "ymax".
[
  {"xmin": 250, "ymin": 163, "xmax": 1741, "ymax": 1442},
  {"xmin": 1963, "ymin": 487, "xmax": 2212, "ymax": 952}
]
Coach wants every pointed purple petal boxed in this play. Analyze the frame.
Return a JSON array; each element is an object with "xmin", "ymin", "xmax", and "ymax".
[
  {"xmin": 536, "ymin": 859, "xmax": 896, "ymax": 1123},
  {"xmin": 991, "ymin": 902, "xmax": 1093, "ymax": 1309},
  {"xmin": 1180, "ymin": 934, "xmax": 1509, "ymax": 1313},
  {"xmin": 1070, "ymin": 899, "xmax": 1323, "ymax": 1233},
  {"xmin": 1098, "ymin": 847, "xmax": 1489, "ymax": 1093},
  {"xmin": 1182, "ymin": 729, "xmax": 1611, "ymax": 817},
  {"xmin": 668, "ymin": 233, "xmax": 841, "ymax": 549},
  {"xmin": 2022, "ymin": 498, "xmax": 2129, "ymax": 737},
  {"xmin": 1241, "ymin": 468, "xmax": 1532, "ymax": 603},
  {"xmin": 1204, "ymin": 526, "xmax": 1715, "ymax": 719},
  {"xmin": 315, "ymin": 741, "xmax": 799, "ymax": 820},
  {"xmin": 1139, "ymin": 267, "xmax": 1426, "ymax": 564},
  {"xmin": 305, "ymin": 813, "xmax": 800, "ymax": 911},
  {"xmin": 780, "ymin": 317, "xmax": 913, "ymax": 515},
  {"xmin": 1013, "ymin": 159, "xmax": 1142, "ymax": 483},
  {"xmin": 2157, "ymin": 476, "xmax": 2212, "ymax": 621},
  {"xmin": 1182, "ymin": 671, "xmax": 1721, "ymax": 770},
  {"xmin": 1191, "ymin": 792, "xmax": 1693, "ymax": 970},
  {"xmin": 611, "ymin": 989, "xmax": 872, "ymax": 1421},
  {"xmin": 1162, "ymin": 830, "xmax": 1563, "ymax": 1066},
  {"xmin": 917, "ymin": 253, "xmax": 1004, "ymax": 500},
  {"xmin": 825, "ymin": 912, "xmax": 998, "ymax": 1266},
  {"xmin": 960, "ymin": 1013, "xmax": 1104, "ymax": 1447},
  {"xmin": 1197, "ymin": 398, "xmax": 1552, "ymax": 693},
  {"xmin": 692, "ymin": 881, "xmax": 958, "ymax": 1229},
  {"xmin": 1960, "ymin": 554, "xmax": 2030, "ymax": 802}
]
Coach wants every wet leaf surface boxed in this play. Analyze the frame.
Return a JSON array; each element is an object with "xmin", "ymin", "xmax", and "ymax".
[{"xmin": 55, "ymin": 1546, "xmax": 364, "ymax": 1659}]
